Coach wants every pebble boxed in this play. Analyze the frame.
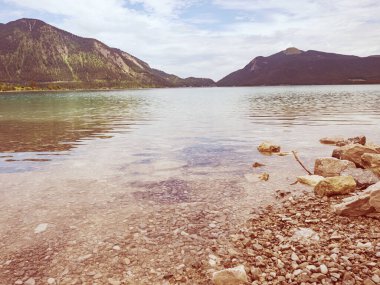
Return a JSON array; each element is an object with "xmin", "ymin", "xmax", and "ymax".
[
  {"xmin": 291, "ymin": 252, "xmax": 299, "ymax": 261},
  {"xmin": 24, "ymin": 278, "xmax": 36, "ymax": 285},
  {"xmin": 34, "ymin": 223, "xmax": 48, "ymax": 234},
  {"xmin": 77, "ymin": 254, "xmax": 92, "ymax": 262},
  {"xmin": 372, "ymin": 275, "xmax": 380, "ymax": 283},
  {"xmin": 320, "ymin": 264, "xmax": 328, "ymax": 274},
  {"xmin": 108, "ymin": 278, "xmax": 121, "ymax": 285},
  {"xmin": 47, "ymin": 278, "xmax": 56, "ymax": 284}
]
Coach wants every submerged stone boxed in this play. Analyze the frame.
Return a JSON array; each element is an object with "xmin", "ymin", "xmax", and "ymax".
[{"xmin": 257, "ymin": 142, "xmax": 281, "ymax": 153}]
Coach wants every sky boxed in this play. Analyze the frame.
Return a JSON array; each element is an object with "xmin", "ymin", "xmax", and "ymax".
[{"xmin": 1, "ymin": 0, "xmax": 380, "ymax": 80}]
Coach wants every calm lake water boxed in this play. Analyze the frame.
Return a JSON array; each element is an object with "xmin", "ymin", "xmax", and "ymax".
[
  {"xmin": 1, "ymin": 85, "xmax": 380, "ymax": 284},
  {"xmin": 1, "ymin": 85, "xmax": 380, "ymax": 174}
]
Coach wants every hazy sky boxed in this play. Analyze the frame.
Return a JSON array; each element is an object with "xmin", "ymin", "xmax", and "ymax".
[{"xmin": 1, "ymin": 0, "xmax": 380, "ymax": 80}]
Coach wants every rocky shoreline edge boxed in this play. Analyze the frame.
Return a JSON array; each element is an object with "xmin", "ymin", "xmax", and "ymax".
[{"xmin": 210, "ymin": 137, "xmax": 380, "ymax": 285}]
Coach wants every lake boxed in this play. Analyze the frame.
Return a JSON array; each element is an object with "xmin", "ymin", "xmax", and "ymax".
[{"xmin": 1, "ymin": 85, "xmax": 380, "ymax": 284}]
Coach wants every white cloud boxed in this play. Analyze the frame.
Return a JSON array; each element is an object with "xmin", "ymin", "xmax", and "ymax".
[{"xmin": 2, "ymin": 0, "xmax": 380, "ymax": 80}]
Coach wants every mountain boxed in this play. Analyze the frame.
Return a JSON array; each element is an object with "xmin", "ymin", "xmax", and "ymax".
[
  {"xmin": 0, "ymin": 18, "xmax": 215, "ymax": 90},
  {"xmin": 218, "ymin": 47, "xmax": 380, "ymax": 86}
]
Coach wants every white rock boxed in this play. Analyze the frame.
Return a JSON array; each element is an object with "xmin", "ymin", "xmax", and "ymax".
[
  {"xmin": 212, "ymin": 265, "xmax": 248, "ymax": 285},
  {"xmin": 291, "ymin": 252, "xmax": 299, "ymax": 261},
  {"xmin": 34, "ymin": 223, "xmax": 48, "ymax": 234},
  {"xmin": 372, "ymin": 274, "xmax": 380, "ymax": 283},
  {"xmin": 293, "ymin": 269, "xmax": 303, "ymax": 276},
  {"xmin": 112, "ymin": 245, "xmax": 121, "ymax": 251},
  {"xmin": 291, "ymin": 227, "xmax": 320, "ymax": 243},
  {"xmin": 47, "ymin": 278, "xmax": 56, "ymax": 285},
  {"xmin": 297, "ymin": 175, "xmax": 325, "ymax": 187},
  {"xmin": 357, "ymin": 242, "xmax": 372, "ymax": 249},
  {"xmin": 320, "ymin": 264, "xmax": 328, "ymax": 274},
  {"xmin": 108, "ymin": 278, "xmax": 121, "ymax": 285},
  {"xmin": 24, "ymin": 278, "xmax": 36, "ymax": 285},
  {"xmin": 77, "ymin": 254, "xmax": 92, "ymax": 262}
]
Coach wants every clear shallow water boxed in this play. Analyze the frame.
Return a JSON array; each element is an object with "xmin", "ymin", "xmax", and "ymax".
[
  {"xmin": 1, "ymin": 85, "xmax": 380, "ymax": 284},
  {"xmin": 1, "ymin": 85, "xmax": 380, "ymax": 173}
]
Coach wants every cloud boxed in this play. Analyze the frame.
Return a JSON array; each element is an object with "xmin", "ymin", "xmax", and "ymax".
[{"xmin": 2, "ymin": 0, "xmax": 380, "ymax": 80}]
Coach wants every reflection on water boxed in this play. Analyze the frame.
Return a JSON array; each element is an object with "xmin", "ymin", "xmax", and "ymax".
[
  {"xmin": 0, "ymin": 92, "xmax": 150, "ymax": 171},
  {"xmin": 1, "ymin": 85, "xmax": 380, "ymax": 173},
  {"xmin": 244, "ymin": 85, "xmax": 380, "ymax": 127}
]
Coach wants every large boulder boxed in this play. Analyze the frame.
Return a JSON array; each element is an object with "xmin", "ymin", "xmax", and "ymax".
[
  {"xmin": 257, "ymin": 142, "xmax": 280, "ymax": 153},
  {"xmin": 314, "ymin": 176, "xmax": 356, "ymax": 197},
  {"xmin": 314, "ymin": 157, "xmax": 355, "ymax": 177},
  {"xmin": 320, "ymin": 136, "xmax": 366, "ymax": 146},
  {"xmin": 362, "ymin": 153, "xmax": 380, "ymax": 177},
  {"xmin": 212, "ymin": 265, "xmax": 248, "ymax": 285},
  {"xmin": 341, "ymin": 168, "xmax": 379, "ymax": 190},
  {"xmin": 333, "ymin": 182, "xmax": 380, "ymax": 216},
  {"xmin": 332, "ymin": 144, "xmax": 379, "ymax": 168},
  {"xmin": 336, "ymin": 136, "xmax": 366, "ymax": 146}
]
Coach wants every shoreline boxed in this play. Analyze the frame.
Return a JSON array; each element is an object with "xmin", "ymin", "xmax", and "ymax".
[{"xmin": 2, "ymin": 83, "xmax": 380, "ymax": 94}]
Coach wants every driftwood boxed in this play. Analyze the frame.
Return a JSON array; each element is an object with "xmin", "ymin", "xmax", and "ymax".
[{"xmin": 292, "ymin": 151, "xmax": 312, "ymax": 175}]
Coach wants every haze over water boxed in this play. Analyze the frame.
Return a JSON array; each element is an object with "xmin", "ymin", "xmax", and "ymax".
[{"xmin": 1, "ymin": 85, "xmax": 380, "ymax": 283}]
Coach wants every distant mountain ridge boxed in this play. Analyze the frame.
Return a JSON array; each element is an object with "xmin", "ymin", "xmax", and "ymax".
[
  {"xmin": 0, "ymin": 18, "xmax": 215, "ymax": 90},
  {"xmin": 217, "ymin": 47, "xmax": 380, "ymax": 86}
]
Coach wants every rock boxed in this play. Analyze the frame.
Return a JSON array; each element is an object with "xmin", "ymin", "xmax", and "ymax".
[
  {"xmin": 314, "ymin": 176, "xmax": 356, "ymax": 197},
  {"xmin": 336, "ymin": 136, "xmax": 367, "ymax": 146},
  {"xmin": 342, "ymin": 272, "xmax": 355, "ymax": 285},
  {"xmin": 244, "ymin": 173, "xmax": 269, "ymax": 182},
  {"xmin": 77, "ymin": 254, "xmax": 93, "ymax": 262},
  {"xmin": 258, "ymin": 173, "xmax": 269, "ymax": 181},
  {"xmin": 314, "ymin": 157, "xmax": 355, "ymax": 177},
  {"xmin": 320, "ymin": 264, "xmax": 328, "ymax": 274},
  {"xmin": 34, "ymin": 223, "xmax": 48, "ymax": 234},
  {"xmin": 364, "ymin": 278, "xmax": 376, "ymax": 285},
  {"xmin": 320, "ymin": 136, "xmax": 345, "ymax": 145},
  {"xmin": 372, "ymin": 275, "xmax": 380, "ymax": 283},
  {"xmin": 333, "ymin": 182, "xmax": 380, "ymax": 216},
  {"xmin": 341, "ymin": 167, "xmax": 379, "ymax": 189},
  {"xmin": 291, "ymin": 252, "xmax": 299, "ymax": 261},
  {"xmin": 250, "ymin": 267, "xmax": 262, "ymax": 280},
  {"xmin": 366, "ymin": 142, "xmax": 380, "ymax": 152},
  {"xmin": 362, "ymin": 153, "xmax": 380, "ymax": 177},
  {"xmin": 24, "ymin": 278, "xmax": 36, "ymax": 285},
  {"xmin": 47, "ymin": 278, "xmax": 56, "ymax": 285},
  {"xmin": 291, "ymin": 227, "xmax": 320, "ymax": 243},
  {"xmin": 257, "ymin": 142, "xmax": 281, "ymax": 153},
  {"xmin": 252, "ymin": 162, "xmax": 265, "ymax": 168},
  {"xmin": 332, "ymin": 144, "xmax": 379, "ymax": 168},
  {"xmin": 297, "ymin": 175, "xmax": 324, "ymax": 187},
  {"xmin": 108, "ymin": 278, "xmax": 121, "ymax": 285},
  {"xmin": 212, "ymin": 265, "xmax": 248, "ymax": 285},
  {"xmin": 357, "ymin": 242, "xmax": 373, "ymax": 249}
]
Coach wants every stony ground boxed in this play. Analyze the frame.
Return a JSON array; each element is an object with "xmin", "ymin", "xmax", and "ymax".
[{"xmin": 210, "ymin": 191, "xmax": 380, "ymax": 285}]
